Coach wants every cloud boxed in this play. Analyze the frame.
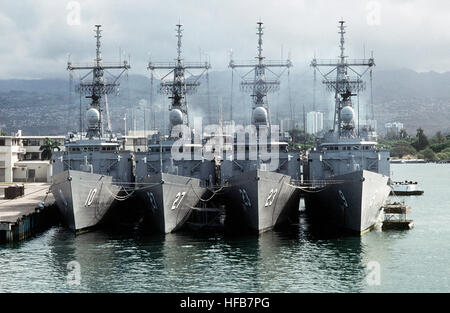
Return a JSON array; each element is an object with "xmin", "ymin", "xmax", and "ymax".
[{"xmin": 0, "ymin": 0, "xmax": 449, "ymax": 79}]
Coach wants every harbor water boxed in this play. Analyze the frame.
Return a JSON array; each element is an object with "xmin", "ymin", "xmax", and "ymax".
[{"xmin": 0, "ymin": 163, "xmax": 449, "ymax": 293}]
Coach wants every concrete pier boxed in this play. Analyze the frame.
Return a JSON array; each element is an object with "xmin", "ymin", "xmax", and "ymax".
[{"xmin": 0, "ymin": 183, "xmax": 58, "ymax": 242}]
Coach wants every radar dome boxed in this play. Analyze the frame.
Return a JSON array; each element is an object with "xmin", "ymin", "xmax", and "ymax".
[
  {"xmin": 252, "ymin": 107, "xmax": 268, "ymax": 124},
  {"xmin": 340, "ymin": 106, "xmax": 355, "ymax": 124},
  {"xmin": 169, "ymin": 109, "xmax": 183, "ymax": 125},
  {"xmin": 86, "ymin": 108, "xmax": 100, "ymax": 127}
]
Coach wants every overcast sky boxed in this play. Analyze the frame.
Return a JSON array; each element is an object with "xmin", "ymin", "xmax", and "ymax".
[{"xmin": 0, "ymin": 0, "xmax": 449, "ymax": 79}]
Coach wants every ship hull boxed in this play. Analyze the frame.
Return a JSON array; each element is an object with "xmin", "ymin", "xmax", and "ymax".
[
  {"xmin": 50, "ymin": 170, "xmax": 120, "ymax": 232},
  {"xmin": 135, "ymin": 173, "xmax": 209, "ymax": 234},
  {"xmin": 304, "ymin": 170, "xmax": 390, "ymax": 235},
  {"xmin": 389, "ymin": 190, "xmax": 424, "ymax": 196},
  {"xmin": 224, "ymin": 170, "xmax": 300, "ymax": 233}
]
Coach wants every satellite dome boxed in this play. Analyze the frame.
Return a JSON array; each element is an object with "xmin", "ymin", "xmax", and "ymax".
[
  {"xmin": 86, "ymin": 108, "xmax": 100, "ymax": 127},
  {"xmin": 340, "ymin": 106, "xmax": 355, "ymax": 124},
  {"xmin": 169, "ymin": 109, "xmax": 183, "ymax": 125},
  {"xmin": 252, "ymin": 107, "xmax": 268, "ymax": 124}
]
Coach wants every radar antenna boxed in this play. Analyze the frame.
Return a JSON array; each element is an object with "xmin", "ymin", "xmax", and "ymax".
[
  {"xmin": 148, "ymin": 23, "xmax": 211, "ymax": 136},
  {"xmin": 311, "ymin": 20, "xmax": 374, "ymax": 138},
  {"xmin": 229, "ymin": 21, "xmax": 292, "ymax": 129}
]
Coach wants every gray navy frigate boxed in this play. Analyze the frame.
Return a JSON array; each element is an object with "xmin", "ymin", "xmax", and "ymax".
[
  {"xmin": 219, "ymin": 22, "xmax": 301, "ymax": 233},
  {"xmin": 134, "ymin": 24, "xmax": 217, "ymax": 234},
  {"xmin": 304, "ymin": 20, "xmax": 391, "ymax": 235},
  {"xmin": 51, "ymin": 25, "xmax": 133, "ymax": 233}
]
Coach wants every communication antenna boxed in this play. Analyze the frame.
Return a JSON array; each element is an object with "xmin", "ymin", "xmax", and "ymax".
[
  {"xmin": 148, "ymin": 23, "xmax": 211, "ymax": 136},
  {"xmin": 229, "ymin": 21, "xmax": 292, "ymax": 129},
  {"xmin": 67, "ymin": 25, "xmax": 130, "ymax": 139},
  {"xmin": 311, "ymin": 20, "xmax": 374, "ymax": 138}
]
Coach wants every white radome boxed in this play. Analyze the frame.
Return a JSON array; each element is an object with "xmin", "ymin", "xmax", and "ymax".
[
  {"xmin": 86, "ymin": 108, "xmax": 100, "ymax": 127},
  {"xmin": 340, "ymin": 106, "xmax": 355, "ymax": 124},
  {"xmin": 252, "ymin": 106, "xmax": 268, "ymax": 124},
  {"xmin": 169, "ymin": 109, "xmax": 183, "ymax": 125}
]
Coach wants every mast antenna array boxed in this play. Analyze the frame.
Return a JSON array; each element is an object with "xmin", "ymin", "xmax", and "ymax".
[
  {"xmin": 148, "ymin": 23, "xmax": 211, "ymax": 133},
  {"xmin": 229, "ymin": 21, "xmax": 292, "ymax": 128},
  {"xmin": 311, "ymin": 20, "xmax": 374, "ymax": 137},
  {"xmin": 67, "ymin": 25, "xmax": 130, "ymax": 139}
]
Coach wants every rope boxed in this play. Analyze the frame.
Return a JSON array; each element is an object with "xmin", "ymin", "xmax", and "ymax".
[
  {"xmin": 387, "ymin": 184, "xmax": 403, "ymax": 204},
  {"xmin": 284, "ymin": 182, "xmax": 328, "ymax": 193},
  {"xmin": 102, "ymin": 181, "xmax": 135, "ymax": 201},
  {"xmin": 187, "ymin": 205, "xmax": 224, "ymax": 227},
  {"xmin": 132, "ymin": 182, "xmax": 164, "ymax": 192},
  {"xmin": 189, "ymin": 183, "xmax": 226, "ymax": 202},
  {"xmin": 41, "ymin": 186, "xmax": 52, "ymax": 206},
  {"xmin": 285, "ymin": 177, "xmax": 365, "ymax": 192},
  {"xmin": 60, "ymin": 179, "xmax": 166, "ymax": 187}
]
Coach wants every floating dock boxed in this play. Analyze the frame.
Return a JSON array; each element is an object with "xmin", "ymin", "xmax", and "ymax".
[
  {"xmin": 382, "ymin": 202, "xmax": 414, "ymax": 230},
  {"xmin": 186, "ymin": 205, "xmax": 226, "ymax": 232},
  {"xmin": 0, "ymin": 183, "xmax": 59, "ymax": 243}
]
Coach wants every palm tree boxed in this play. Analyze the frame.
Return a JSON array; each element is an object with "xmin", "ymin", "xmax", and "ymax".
[
  {"xmin": 39, "ymin": 138, "xmax": 61, "ymax": 160},
  {"xmin": 412, "ymin": 128, "xmax": 429, "ymax": 151}
]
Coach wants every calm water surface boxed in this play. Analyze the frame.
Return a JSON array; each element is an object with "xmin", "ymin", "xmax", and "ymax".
[{"xmin": 0, "ymin": 163, "xmax": 449, "ymax": 293}]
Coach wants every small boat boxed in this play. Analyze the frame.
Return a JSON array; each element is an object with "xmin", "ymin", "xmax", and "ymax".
[{"xmin": 390, "ymin": 181, "xmax": 424, "ymax": 196}]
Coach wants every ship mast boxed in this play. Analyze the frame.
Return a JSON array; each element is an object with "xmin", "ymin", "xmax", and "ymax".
[
  {"xmin": 148, "ymin": 24, "xmax": 211, "ymax": 137},
  {"xmin": 68, "ymin": 25, "xmax": 130, "ymax": 139},
  {"xmin": 229, "ymin": 21, "xmax": 292, "ymax": 129},
  {"xmin": 311, "ymin": 20, "xmax": 374, "ymax": 138}
]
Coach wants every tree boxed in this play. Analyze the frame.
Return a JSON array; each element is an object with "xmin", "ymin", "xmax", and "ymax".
[
  {"xmin": 390, "ymin": 143, "xmax": 417, "ymax": 158},
  {"xmin": 289, "ymin": 129, "xmax": 315, "ymax": 144},
  {"xmin": 412, "ymin": 128, "xmax": 429, "ymax": 151},
  {"xmin": 399, "ymin": 129, "xmax": 408, "ymax": 139},
  {"xmin": 39, "ymin": 138, "xmax": 61, "ymax": 160},
  {"xmin": 432, "ymin": 131, "xmax": 445, "ymax": 144},
  {"xmin": 420, "ymin": 148, "xmax": 437, "ymax": 162},
  {"xmin": 437, "ymin": 151, "xmax": 450, "ymax": 161}
]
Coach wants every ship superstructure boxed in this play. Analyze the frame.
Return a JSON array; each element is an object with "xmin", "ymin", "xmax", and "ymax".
[
  {"xmin": 304, "ymin": 20, "xmax": 391, "ymax": 234},
  {"xmin": 134, "ymin": 24, "xmax": 217, "ymax": 234},
  {"xmin": 220, "ymin": 21, "xmax": 301, "ymax": 233},
  {"xmin": 51, "ymin": 25, "xmax": 133, "ymax": 232}
]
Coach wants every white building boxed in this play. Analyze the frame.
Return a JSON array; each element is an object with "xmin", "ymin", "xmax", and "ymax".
[
  {"xmin": 306, "ymin": 111, "xmax": 324, "ymax": 134},
  {"xmin": 0, "ymin": 130, "xmax": 65, "ymax": 183},
  {"xmin": 280, "ymin": 119, "xmax": 295, "ymax": 133},
  {"xmin": 364, "ymin": 119, "xmax": 378, "ymax": 131},
  {"xmin": 385, "ymin": 122, "xmax": 404, "ymax": 137}
]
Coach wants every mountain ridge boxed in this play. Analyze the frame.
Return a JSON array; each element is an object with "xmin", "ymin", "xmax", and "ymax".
[{"xmin": 0, "ymin": 68, "xmax": 449, "ymax": 136}]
